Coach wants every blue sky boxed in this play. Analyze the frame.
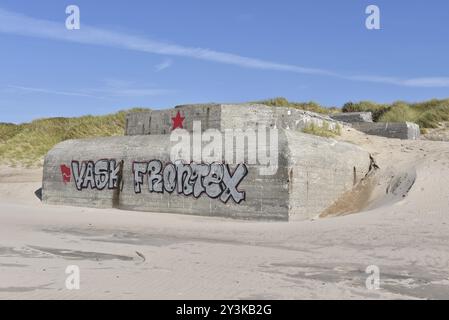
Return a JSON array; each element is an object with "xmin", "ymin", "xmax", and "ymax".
[{"xmin": 1, "ymin": 0, "xmax": 449, "ymax": 123}]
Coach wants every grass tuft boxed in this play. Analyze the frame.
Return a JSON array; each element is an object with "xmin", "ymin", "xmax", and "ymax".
[
  {"xmin": 302, "ymin": 122, "xmax": 341, "ymax": 138},
  {"xmin": 253, "ymin": 97, "xmax": 335, "ymax": 114},
  {"xmin": 342, "ymin": 98, "xmax": 449, "ymax": 130},
  {"xmin": 0, "ymin": 108, "xmax": 149, "ymax": 167}
]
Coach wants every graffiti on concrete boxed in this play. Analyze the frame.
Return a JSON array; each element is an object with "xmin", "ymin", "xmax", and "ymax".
[
  {"xmin": 133, "ymin": 161, "xmax": 248, "ymax": 204},
  {"xmin": 62, "ymin": 159, "xmax": 248, "ymax": 204},
  {"xmin": 60, "ymin": 164, "xmax": 71, "ymax": 184},
  {"xmin": 70, "ymin": 159, "xmax": 122, "ymax": 191},
  {"xmin": 171, "ymin": 111, "xmax": 185, "ymax": 130}
]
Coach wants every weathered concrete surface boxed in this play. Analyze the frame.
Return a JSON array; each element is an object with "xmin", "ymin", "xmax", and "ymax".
[
  {"xmin": 328, "ymin": 111, "xmax": 420, "ymax": 140},
  {"xmin": 330, "ymin": 112, "xmax": 373, "ymax": 123},
  {"xmin": 125, "ymin": 105, "xmax": 220, "ymax": 135},
  {"xmin": 285, "ymin": 131, "xmax": 371, "ymax": 220},
  {"xmin": 125, "ymin": 104, "xmax": 343, "ymax": 135},
  {"xmin": 125, "ymin": 108, "xmax": 153, "ymax": 135},
  {"xmin": 43, "ymin": 134, "xmax": 290, "ymax": 220},
  {"xmin": 42, "ymin": 131, "xmax": 370, "ymax": 221},
  {"xmin": 352, "ymin": 122, "xmax": 420, "ymax": 140}
]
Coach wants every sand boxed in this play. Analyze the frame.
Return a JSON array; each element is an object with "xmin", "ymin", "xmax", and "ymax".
[{"xmin": 1, "ymin": 128, "xmax": 449, "ymax": 299}]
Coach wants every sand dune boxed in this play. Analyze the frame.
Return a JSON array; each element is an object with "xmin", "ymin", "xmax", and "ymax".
[{"xmin": 1, "ymin": 129, "xmax": 449, "ymax": 299}]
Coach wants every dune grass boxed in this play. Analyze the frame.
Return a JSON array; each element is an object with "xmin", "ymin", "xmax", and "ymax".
[
  {"xmin": 0, "ymin": 109, "xmax": 148, "ymax": 167},
  {"xmin": 302, "ymin": 122, "xmax": 341, "ymax": 138},
  {"xmin": 259, "ymin": 96, "xmax": 449, "ymax": 132},
  {"xmin": 343, "ymin": 99, "xmax": 449, "ymax": 129},
  {"xmin": 376, "ymin": 99, "xmax": 449, "ymax": 128},
  {"xmin": 342, "ymin": 101, "xmax": 391, "ymax": 121},
  {"xmin": 253, "ymin": 97, "xmax": 337, "ymax": 114},
  {"xmin": 257, "ymin": 97, "xmax": 449, "ymax": 130}
]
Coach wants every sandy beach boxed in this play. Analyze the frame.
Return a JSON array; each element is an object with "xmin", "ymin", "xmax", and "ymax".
[{"xmin": 1, "ymin": 128, "xmax": 449, "ymax": 299}]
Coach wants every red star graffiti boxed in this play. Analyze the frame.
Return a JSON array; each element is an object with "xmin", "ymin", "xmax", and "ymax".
[
  {"xmin": 172, "ymin": 111, "xmax": 185, "ymax": 130},
  {"xmin": 60, "ymin": 164, "xmax": 71, "ymax": 184}
]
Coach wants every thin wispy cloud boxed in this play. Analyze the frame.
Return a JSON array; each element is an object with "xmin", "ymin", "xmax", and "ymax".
[
  {"xmin": 7, "ymin": 85, "xmax": 101, "ymax": 98},
  {"xmin": 344, "ymin": 75, "xmax": 449, "ymax": 88},
  {"xmin": 1, "ymin": 7, "xmax": 449, "ymax": 88},
  {"xmin": 399, "ymin": 77, "xmax": 449, "ymax": 88},
  {"xmin": 155, "ymin": 59, "xmax": 173, "ymax": 72},
  {"xmin": 100, "ymin": 87, "xmax": 174, "ymax": 97},
  {"xmin": 6, "ymin": 83, "xmax": 173, "ymax": 99}
]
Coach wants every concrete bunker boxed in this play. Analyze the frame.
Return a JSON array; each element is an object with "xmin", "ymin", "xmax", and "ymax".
[
  {"xmin": 43, "ymin": 104, "xmax": 372, "ymax": 221},
  {"xmin": 330, "ymin": 112, "xmax": 421, "ymax": 140}
]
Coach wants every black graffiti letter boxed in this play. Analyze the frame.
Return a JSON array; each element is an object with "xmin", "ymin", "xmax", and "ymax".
[
  {"xmin": 133, "ymin": 162, "xmax": 148, "ymax": 194},
  {"xmin": 220, "ymin": 164, "xmax": 248, "ymax": 204},
  {"xmin": 71, "ymin": 161, "xmax": 86, "ymax": 191},
  {"xmin": 163, "ymin": 163, "xmax": 177, "ymax": 193},
  {"xmin": 190, "ymin": 163, "xmax": 210, "ymax": 198},
  {"xmin": 109, "ymin": 160, "xmax": 121, "ymax": 189},
  {"xmin": 148, "ymin": 160, "xmax": 163, "ymax": 193},
  {"xmin": 94, "ymin": 160, "xmax": 109, "ymax": 190},
  {"xmin": 203, "ymin": 163, "xmax": 224, "ymax": 198},
  {"xmin": 82, "ymin": 161, "xmax": 96, "ymax": 189},
  {"xmin": 176, "ymin": 162, "xmax": 193, "ymax": 196}
]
